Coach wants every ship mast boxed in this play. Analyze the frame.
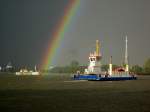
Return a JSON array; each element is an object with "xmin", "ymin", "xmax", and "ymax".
[
  {"xmin": 96, "ymin": 40, "xmax": 100, "ymax": 56},
  {"xmin": 125, "ymin": 36, "xmax": 129, "ymax": 72}
]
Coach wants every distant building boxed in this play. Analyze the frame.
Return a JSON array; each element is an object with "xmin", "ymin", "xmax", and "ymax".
[
  {"xmin": 6, "ymin": 62, "xmax": 13, "ymax": 69},
  {"xmin": 5, "ymin": 62, "xmax": 13, "ymax": 72}
]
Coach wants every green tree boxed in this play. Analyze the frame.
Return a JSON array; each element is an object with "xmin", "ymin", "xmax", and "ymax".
[
  {"xmin": 70, "ymin": 60, "xmax": 79, "ymax": 68},
  {"xmin": 101, "ymin": 65, "xmax": 109, "ymax": 71},
  {"xmin": 101, "ymin": 64, "xmax": 119, "ymax": 72},
  {"xmin": 144, "ymin": 58, "xmax": 150, "ymax": 73},
  {"xmin": 130, "ymin": 65, "xmax": 143, "ymax": 73},
  {"xmin": 70, "ymin": 60, "xmax": 79, "ymax": 73}
]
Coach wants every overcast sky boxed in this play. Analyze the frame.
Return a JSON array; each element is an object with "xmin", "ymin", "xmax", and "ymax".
[{"xmin": 0, "ymin": 0, "xmax": 150, "ymax": 68}]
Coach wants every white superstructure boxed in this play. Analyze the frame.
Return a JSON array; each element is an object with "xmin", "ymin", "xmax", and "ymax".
[{"xmin": 85, "ymin": 40, "xmax": 102, "ymax": 74}]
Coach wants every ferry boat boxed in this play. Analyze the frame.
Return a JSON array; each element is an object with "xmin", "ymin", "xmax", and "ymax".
[
  {"xmin": 16, "ymin": 66, "xmax": 40, "ymax": 75},
  {"xmin": 73, "ymin": 37, "xmax": 137, "ymax": 81}
]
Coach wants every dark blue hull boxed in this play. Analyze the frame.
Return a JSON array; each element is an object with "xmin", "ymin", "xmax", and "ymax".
[{"xmin": 73, "ymin": 74, "xmax": 137, "ymax": 81}]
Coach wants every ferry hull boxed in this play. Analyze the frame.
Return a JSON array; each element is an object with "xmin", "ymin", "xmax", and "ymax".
[{"xmin": 73, "ymin": 74, "xmax": 137, "ymax": 81}]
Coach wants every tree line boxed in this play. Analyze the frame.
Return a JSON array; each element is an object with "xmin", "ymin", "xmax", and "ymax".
[
  {"xmin": 1, "ymin": 58, "xmax": 150, "ymax": 75},
  {"xmin": 48, "ymin": 58, "xmax": 150, "ymax": 75},
  {"xmin": 130, "ymin": 58, "xmax": 150, "ymax": 75}
]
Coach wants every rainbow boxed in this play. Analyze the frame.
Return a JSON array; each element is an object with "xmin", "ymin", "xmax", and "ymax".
[{"xmin": 41, "ymin": 0, "xmax": 80, "ymax": 70}]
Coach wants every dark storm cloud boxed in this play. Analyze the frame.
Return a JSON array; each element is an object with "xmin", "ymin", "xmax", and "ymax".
[
  {"xmin": 0, "ymin": 0, "xmax": 150, "ymax": 67},
  {"xmin": 0, "ymin": 0, "xmax": 69, "ymax": 67}
]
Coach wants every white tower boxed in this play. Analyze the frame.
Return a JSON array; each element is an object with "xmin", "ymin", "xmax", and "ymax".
[
  {"xmin": 125, "ymin": 36, "xmax": 129, "ymax": 72},
  {"xmin": 109, "ymin": 56, "xmax": 112, "ymax": 75},
  {"xmin": 85, "ymin": 40, "xmax": 102, "ymax": 74},
  {"xmin": 34, "ymin": 65, "xmax": 37, "ymax": 72}
]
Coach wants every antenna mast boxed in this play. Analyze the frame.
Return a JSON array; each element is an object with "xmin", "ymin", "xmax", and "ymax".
[{"xmin": 125, "ymin": 36, "xmax": 129, "ymax": 72}]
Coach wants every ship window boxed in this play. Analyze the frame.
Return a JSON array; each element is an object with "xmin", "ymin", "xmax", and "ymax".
[
  {"xmin": 91, "ymin": 58, "xmax": 96, "ymax": 61},
  {"xmin": 91, "ymin": 58, "xmax": 93, "ymax": 61}
]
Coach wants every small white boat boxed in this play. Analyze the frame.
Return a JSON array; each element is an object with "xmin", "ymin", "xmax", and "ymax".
[{"xmin": 16, "ymin": 69, "xmax": 40, "ymax": 75}]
